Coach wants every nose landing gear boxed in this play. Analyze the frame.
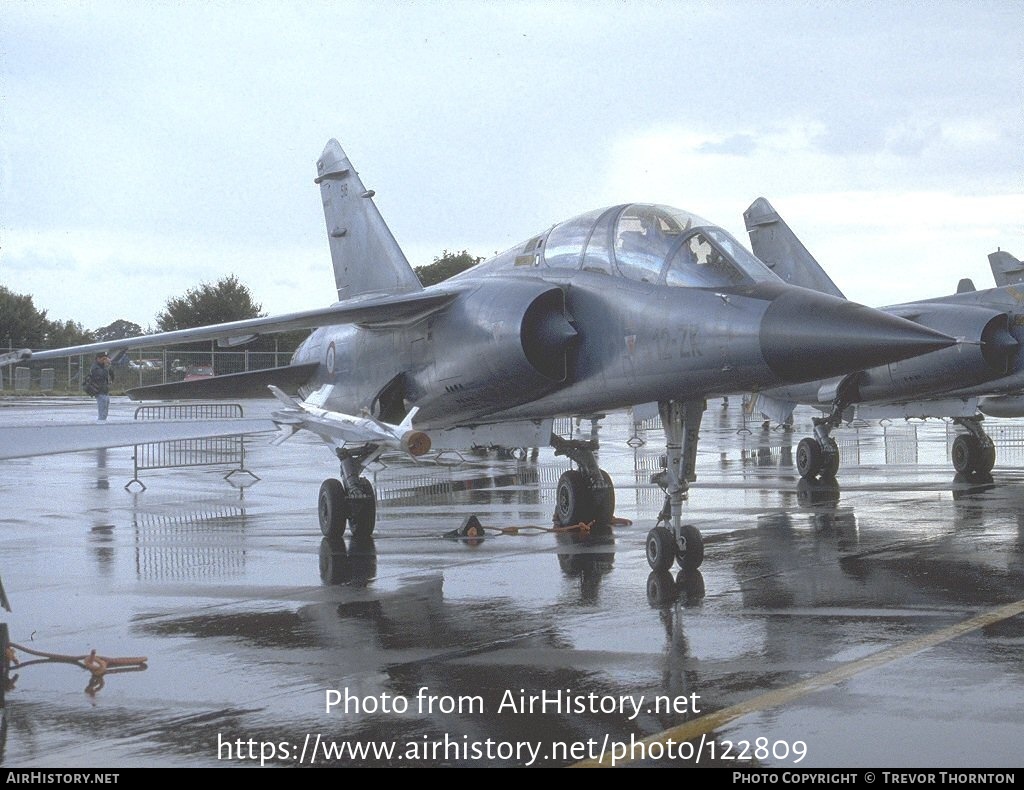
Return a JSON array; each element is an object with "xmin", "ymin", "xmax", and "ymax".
[{"xmin": 646, "ymin": 400, "xmax": 707, "ymax": 571}]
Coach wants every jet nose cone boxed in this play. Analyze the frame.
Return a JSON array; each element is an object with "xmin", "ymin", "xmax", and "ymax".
[{"xmin": 760, "ymin": 289, "xmax": 955, "ymax": 383}]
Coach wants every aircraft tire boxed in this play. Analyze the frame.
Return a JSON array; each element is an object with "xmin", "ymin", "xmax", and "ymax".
[
  {"xmin": 318, "ymin": 479, "xmax": 348, "ymax": 539},
  {"xmin": 821, "ymin": 439, "xmax": 840, "ymax": 479},
  {"xmin": 646, "ymin": 526, "xmax": 675, "ymax": 572},
  {"xmin": 979, "ymin": 444, "xmax": 997, "ymax": 474},
  {"xmin": 595, "ymin": 469, "xmax": 615, "ymax": 525},
  {"xmin": 796, "ymin": 437, "xmax": 823, "ymax": 479},
  {"xmin": 347, "ymin": 477, "xmax": 377, "ymax": 538},
  {"xmin": 555, "ymin": 470, "xmax": 594, "ymax": 526},
  {"xmin": 675, "ymin": 524, "xmax": 705, "ymax": 569},
  {"xmin": 951, "ymin": 434, "xmax": 981, "ymax": 474}
]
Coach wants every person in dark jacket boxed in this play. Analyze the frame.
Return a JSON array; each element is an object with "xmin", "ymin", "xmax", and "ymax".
[{"xmin": 85, "ymin": 352, "xmax": 114, "ymax": 422}]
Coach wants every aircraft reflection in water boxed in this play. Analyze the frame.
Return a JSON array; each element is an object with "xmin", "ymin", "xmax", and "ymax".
[
  {"xmin": 319, "ymin": 535, "xmax": 377, "ymax": 587},
  {"xmin": 747, "ymin": 482, "xmax": 1024, "ymax": 612},
  {"xmin": 18, "ymin": 139, "xmax": 956, "ymax": 572},
  {"xmin": 134, "ymin": 576, "xmax": 679, "ymax": 767},
  {"xmin": 745, "ymin": 197, "xmax": 1024, "ymax": 481}
]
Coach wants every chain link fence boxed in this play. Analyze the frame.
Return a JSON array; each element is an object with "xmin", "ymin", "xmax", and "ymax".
[{"xmin": 1, "ymin": 346, "xmax": 295, "ymax": 394}]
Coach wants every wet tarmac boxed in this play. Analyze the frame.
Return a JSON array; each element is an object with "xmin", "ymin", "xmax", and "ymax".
[{"xmin": 0, "ymin": 396, "xmax": 1022, "ymax": 768}]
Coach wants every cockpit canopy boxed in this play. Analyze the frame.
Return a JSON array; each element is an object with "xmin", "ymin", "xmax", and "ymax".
[{"xmin": 463, "ymin": 203, "xmax": 777, "ymax": 288}]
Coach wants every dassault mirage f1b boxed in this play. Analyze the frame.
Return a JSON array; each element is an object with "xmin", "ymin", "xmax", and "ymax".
[
  {"xmin": 744, "ymin": 197, "xmax": 1024, "ymax": 480},
  {"xmin": 17, "ymin": 140, "xmax": 955, "ymax": 571}
]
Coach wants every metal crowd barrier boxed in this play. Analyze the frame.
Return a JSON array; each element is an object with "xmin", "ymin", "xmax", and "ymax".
[
  {"xmin": 126, "ymin": 403, "xmax": 259, "ymax": 491},
  {"xmin": 885, "ymin": 424, "xmax": 919, "ymax": 465}
]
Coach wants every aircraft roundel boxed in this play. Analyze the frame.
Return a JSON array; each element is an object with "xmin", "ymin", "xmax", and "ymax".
[{"xmin": 326, "ymin": 341, "xmax": 336, "ymax": 375}]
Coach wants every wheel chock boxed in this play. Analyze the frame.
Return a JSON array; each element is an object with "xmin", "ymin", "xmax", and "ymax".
[{"xmin": 444, "ymin": 515, "xmax": 487, "ymax": 541}]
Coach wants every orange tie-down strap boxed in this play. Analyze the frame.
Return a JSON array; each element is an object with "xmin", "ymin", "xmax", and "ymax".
[
  {"xmin": 6, "ymin": 642, "xmax": 148, "ymax": 696},
  {"xmin": 446, "ymin": 515, "xmax": 632, "ymax": 539}
]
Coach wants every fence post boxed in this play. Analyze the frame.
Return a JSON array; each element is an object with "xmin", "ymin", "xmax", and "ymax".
[{"xmin": 1, "ymin": 621, "xmax": 8, "ymax": 708}]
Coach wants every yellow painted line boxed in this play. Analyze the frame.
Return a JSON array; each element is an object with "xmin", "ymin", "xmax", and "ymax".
[{"xmin": 572, "ymin": 598, "xmax": 1024, "ymax": 768}]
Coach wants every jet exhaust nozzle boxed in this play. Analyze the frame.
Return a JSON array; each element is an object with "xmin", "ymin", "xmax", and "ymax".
[{"xmin": 401, "ymin": 430, "xmax": 432, "ymax": 457}]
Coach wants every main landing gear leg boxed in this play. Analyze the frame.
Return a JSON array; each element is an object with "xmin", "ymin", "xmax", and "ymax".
[
  {"xmin": 318, "ymin": 445, "xmax": 379, "ymax": 540},
  {"xmin": 795, "ymin": 373, "xmax": 864, "ymax": 481},
  {"xmin": 550, "ymin": 433, "xmax": 615, "ymax": 528},
  {"xmin": 647, "ymin": 400, "xmax": 706, "ymax": 572},
  {"xmin": 950, "ymin": 415, "xmax": 996, "ymax": 475}
]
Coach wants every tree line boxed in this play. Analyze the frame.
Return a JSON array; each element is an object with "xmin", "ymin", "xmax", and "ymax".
[{"xmin": 1, "ymin": 250, "xmax": 482, "ymax": 351}]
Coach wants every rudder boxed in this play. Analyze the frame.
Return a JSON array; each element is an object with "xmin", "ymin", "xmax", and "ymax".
[
  {"xmin": 744, "ymin": 197, "xmax": 846, "ymax": 298},
  {"xmin": 988, "ymin": 250, "xmax": 1024, "ymax": 287},
  {"xmin": 316, "ymin": 139, "xmax": 423, "ymax": 301}
]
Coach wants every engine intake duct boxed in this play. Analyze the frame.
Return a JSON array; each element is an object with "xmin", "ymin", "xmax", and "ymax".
[
  {"xmin": 521, "ymin": 288, "xmax": 577, "ymax": 382},
  {"xmin": 980, "ymin": 313, "xmax": 1017, "ymax": 375},
  {"xmin": 412, "ymin": 281, "xmax": 576, "ymax": 421}
]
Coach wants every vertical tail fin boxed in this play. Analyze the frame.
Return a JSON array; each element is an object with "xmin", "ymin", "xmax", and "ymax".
[
  {"xmin": 743, "ymin": 197, "xmax": 846, "ymax": 299},
  {"xmin": 316, "ymin": 139, "xmax": 423, "ymax": 301},
  {"xmin": 988, "ymin": 250, "xmax": 1024, "ymax": 287}
]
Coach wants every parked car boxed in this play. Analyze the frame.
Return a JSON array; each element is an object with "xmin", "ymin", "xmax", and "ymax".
[
  {"xmin": 183, "ymin": 365, "xmax": 215, "ymax": 381},
  {"xmin": 128, "ymin": 358, "xmax": 162, "ymax": 370}
]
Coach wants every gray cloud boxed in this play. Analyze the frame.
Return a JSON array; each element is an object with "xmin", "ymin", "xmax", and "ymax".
[{"xmin": 697, "ymin": 135, "xmax": 758, "ymax": 156}]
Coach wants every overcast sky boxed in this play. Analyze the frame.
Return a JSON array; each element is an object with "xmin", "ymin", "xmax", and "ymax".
[{"xmin": 1, "ymin": 0, "xmax": 1021, "ymax": 332}]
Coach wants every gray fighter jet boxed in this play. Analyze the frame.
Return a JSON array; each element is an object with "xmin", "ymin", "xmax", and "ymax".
[
  {"xmin": 744, "ymin": 197, "xmax": 1023, "ymax": 480},
  {"xmin": 14, "ymin": 140, "xmax": 954, "ymax": 571}
]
